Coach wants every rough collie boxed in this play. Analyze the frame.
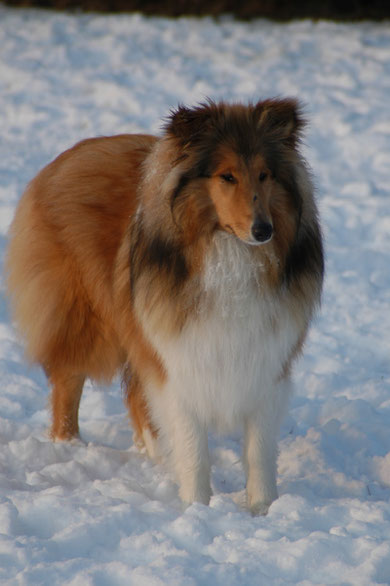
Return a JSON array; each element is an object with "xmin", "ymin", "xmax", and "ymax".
[{"xmin": 6, "ymin": 99, "xmax": 323, "ymax": 514}]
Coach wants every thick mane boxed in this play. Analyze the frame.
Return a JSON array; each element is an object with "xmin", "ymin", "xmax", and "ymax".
[
  {"xmin": 130, "ymin": 99, "xmax": 324, "ymax": 308},
  {"xmin": 284, "ymin": 215, "xmax": 324, "ymax": 295},
  {"xmin": 129, "ymin": 219, "xmax": 189, "ymax": 301}
]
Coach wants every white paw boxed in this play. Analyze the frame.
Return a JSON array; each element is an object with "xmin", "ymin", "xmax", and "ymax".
[
  {"xmin": 248, "ymin": 499, "xmax": 274, "ymax": 516},
  {"xmin": 246, "ymin": 485, "xmax": 278, "ymax": 516},
  {"xmin": 179, "ymin": 481, "xmax": 212, "ymax": 507},
  {"xmin": 133, "ymin": 428, "xmax": 161, "ymax": 462}
]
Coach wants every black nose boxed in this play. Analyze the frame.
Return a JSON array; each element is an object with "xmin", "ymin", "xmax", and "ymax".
[{"xmin": 251, "ymin": 221, "xmax": 273, "ymax": 243}]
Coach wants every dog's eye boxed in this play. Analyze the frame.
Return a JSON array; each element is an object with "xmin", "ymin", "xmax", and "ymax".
[
  {"xmin": 259, "ymin": 172, "xmax": 267, "ymax": 182},
  {"xmin": 221, "ymin": 173, "xmax": 236, "ymax": 184}
]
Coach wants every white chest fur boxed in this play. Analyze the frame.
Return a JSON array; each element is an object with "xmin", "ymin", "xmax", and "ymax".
[{"xmin": 147, "ymin": 233, "xmax": 301, "ymax": 432}]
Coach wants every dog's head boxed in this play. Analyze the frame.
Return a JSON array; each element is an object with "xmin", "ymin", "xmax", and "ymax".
[{"xmin": 165, "ymin": 98, "xmax": 305, "ymax": 246}]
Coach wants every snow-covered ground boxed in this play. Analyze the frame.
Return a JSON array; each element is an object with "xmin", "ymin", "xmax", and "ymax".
[{"xmin": 1, "ymin": 6, "xmax": 390, "ymax": 584}]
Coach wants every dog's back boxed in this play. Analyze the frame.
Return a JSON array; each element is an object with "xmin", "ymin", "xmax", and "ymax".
[{"xmin": 6, "ymin": 133, "xmax": 156, "ymax": 384}]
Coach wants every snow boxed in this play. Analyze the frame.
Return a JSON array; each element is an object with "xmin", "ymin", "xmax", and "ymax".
[{"xmin": 1, "ymin": 6, "xmax": 390, "ymax": 584}]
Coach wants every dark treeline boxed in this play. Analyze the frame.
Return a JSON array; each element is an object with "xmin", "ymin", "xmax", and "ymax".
[{"xmin": 4, "ymin": 0, "xmax": 390, "ymax": 20}]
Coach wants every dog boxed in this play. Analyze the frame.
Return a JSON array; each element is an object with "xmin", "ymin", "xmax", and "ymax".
[{"xmin": 6, "ymin": 99, "xmax": 324, "ymax": 514}]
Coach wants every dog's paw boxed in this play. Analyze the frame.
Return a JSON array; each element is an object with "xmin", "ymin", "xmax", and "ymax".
[
  {"xmin": 247, "ymin": 488, "xmax": 277, "ymax": 516},
  {"xmin": 179, "ymin": 485, "xmax": 212, "ymax": 508},
  {"xmin": 248, "ymin": 499, "xmax": 273, "ymax": 516},
  {"xmin": 133, "ymin": 428, "xmax": 162, "ymax": 463}
]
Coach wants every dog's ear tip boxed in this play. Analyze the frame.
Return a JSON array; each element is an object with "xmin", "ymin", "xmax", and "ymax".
[
  {"xmin": 164, "ymin": 101, "xmax": 213, "ymax": 142},
  {"xmin": 163, "ymin": 104, "xmax": 188, "ymax": 131},
  {"xmin": 255, "ymin": 97, "xmax": 306, "ymax": 142},
  {"xmin": 255, "ymin": 96, "xmax": 303, "ymax": 113}
]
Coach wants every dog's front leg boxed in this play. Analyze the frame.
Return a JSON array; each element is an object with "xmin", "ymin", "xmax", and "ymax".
[
  {"xmin": 172, "ymin": 407, "xmax": 211, "ymax": 507},
  {"xmin": 244, "ymin": 411, "xmax": 279, "ymax": 515}
]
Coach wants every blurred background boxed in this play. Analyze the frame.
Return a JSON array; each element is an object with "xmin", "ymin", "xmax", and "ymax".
[{"xmin": 3, "ymin": 0, "xmax": 390, "ymax": 20}]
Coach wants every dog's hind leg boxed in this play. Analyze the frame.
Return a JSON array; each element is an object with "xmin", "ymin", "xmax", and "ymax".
[
  {"xmin": 125, "ymin": 372, "xmax": 160, "ymax": 460},
  {"xmin": 49, "ymin": 371, "xmax": 85, "ymax": 440}
]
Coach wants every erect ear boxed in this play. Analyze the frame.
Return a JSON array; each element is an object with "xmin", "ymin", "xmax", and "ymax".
[
  {"xmin": 165, "ymin": 102, "xmax": 214, "ymax": 147},
  {"xmin": 255, "ymin": 98, "xmax": 305, "ymax": 146}
]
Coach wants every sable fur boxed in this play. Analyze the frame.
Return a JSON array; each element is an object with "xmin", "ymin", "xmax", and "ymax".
[{"xmin": 6, "ymin": 99, "xmax": 323, "ymax": 514}]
